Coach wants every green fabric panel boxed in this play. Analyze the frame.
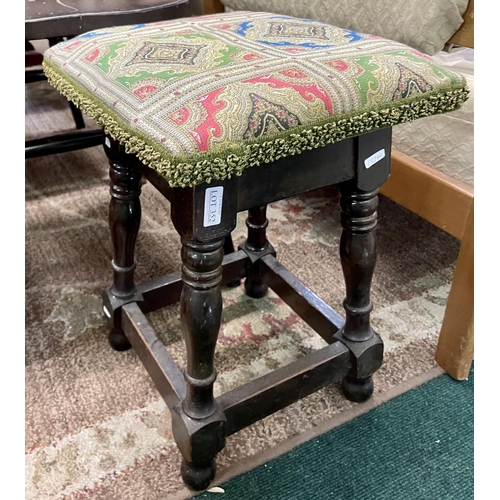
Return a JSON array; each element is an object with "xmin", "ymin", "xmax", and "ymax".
[{"xmin": 196, "ymin": 366, "xmax": 474, "ymax": 499}]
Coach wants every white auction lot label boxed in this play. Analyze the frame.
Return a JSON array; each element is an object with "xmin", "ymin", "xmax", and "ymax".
[
  {"xmin": 204, "ymin": 186, "xmax": 224, "ymax": 227},
  {"xmin": 364, "ymin": 148, "xmax": 386, "ymax": 169}
]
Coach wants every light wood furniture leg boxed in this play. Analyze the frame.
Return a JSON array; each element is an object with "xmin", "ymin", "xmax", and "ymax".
[
  {"xmin": 203, "ymin": 0, "xmax": 224, "ymax": 14},
  {"xmin": 435, "ymin": 201, "xmax": 474, "ymax": 380},
  {"xmin": 381, "ymin": 150, "xmax": 474, "ymax": 380}
]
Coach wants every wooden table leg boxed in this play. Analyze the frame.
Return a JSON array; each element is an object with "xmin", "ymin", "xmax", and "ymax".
[
  {"xmin": 435, "ymin": 201, "xmax": 474, "ymax": 380},
  {"xmin": 171, "ymin": 236, "xmax": 227, "ymax": 491},
  {"xmin": 337, "ymin": 182, "xmax": 383, "ymax": 402},
  {"xmin": 168, "ymin": 181, "xmax": 238, "ymax": 491},
  {"xmin": 240, "ymin": 205, "xmax": 273, "ymax": 299},
  {"xmin": 105, "ymin": 140, "xmax": 143, "ymax": 351}
]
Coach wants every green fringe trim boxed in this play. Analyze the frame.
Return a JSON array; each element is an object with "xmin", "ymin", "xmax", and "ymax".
[{"xmin": 43, "ymin": 60, "xmax": 469, "ymax": 188}]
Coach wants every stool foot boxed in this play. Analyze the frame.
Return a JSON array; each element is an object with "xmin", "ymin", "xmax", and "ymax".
[
  {"xmin": 181, "ymin": 458, "xmax": 216, "ymax": 491},
  {"xmin": 108, "ymin": 327, "xmax": 132, "ymax": 351},
  {"xmin": 244, "ymin": 279, "xmax": 269, "ymax": 299},
  {"xmin": 342, "ymin": 376, "xmax": 374, "ymax": 402}
]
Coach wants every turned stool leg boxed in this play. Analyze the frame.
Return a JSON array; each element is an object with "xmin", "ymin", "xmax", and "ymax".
[
  {"xmin": 241, "ymin": 205, "xmax": 271, "ymax": 299},
  {"xmin": 223, "ymin": 234, "xmax": 236, "ymax": 255},
  {"xmin": 106, "ymin": 148, "xmax": 142, "ymax": 351},
  {"xmin": 338, "ymin": 183, "xmax": 383, "ymax": 402},
  {"xmin": 223, "ymin": 234, "xmax": 241, "ymax": 288},
  {"xmin": 171, "ymin": 237, "xmax": 227, "ymax": 491}
]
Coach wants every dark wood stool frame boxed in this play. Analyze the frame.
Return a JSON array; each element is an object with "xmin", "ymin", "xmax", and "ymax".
[{"xmin": 102, "ymin": 126, "xmax": 392, "ymax": 491}]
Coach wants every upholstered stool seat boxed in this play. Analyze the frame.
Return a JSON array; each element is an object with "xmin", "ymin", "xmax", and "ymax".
[
  {"xmin": 43, "ymin": 11, "xmax": 467, "ymax": 187},
  {"xmin": 43, "ymin": 10, "xmax": 468, "ymax": 491}
]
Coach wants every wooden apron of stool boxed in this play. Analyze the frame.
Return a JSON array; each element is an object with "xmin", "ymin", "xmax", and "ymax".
[{"xmin": 101, "ymin": 126, "xmax": 391, "ymax": 490}]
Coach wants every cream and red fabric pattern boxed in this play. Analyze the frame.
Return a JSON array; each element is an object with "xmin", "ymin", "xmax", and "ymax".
[{"xmin": 43, "ymin": 11, "xmax": 468, "ymax": 187}]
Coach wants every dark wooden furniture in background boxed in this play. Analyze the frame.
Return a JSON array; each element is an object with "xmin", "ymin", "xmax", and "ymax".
[
  {"xmin": 103, "ymin": 127, "xmax": 392, "ymax": 490},
  {"xmin": 25, "ymin": 0, "xmax": 192, "ymax": 158}
]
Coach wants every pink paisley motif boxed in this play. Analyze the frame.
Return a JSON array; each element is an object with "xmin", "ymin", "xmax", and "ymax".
[
  {"xmin": 243, "ymin": 53, "xmax": 262, "ymax": 61},
  {"xmin": 329, "ymin": 59, "xmax": 364, "ymax": 76},
  {"xmin": 168, "ymin": 107, "xmax": 191, "ymax": 126},
  {"xmin": 189, "ymin": 88, "xmax": 226, "ymax": 152},
  {"xmin": 329, "ymin": 60, "xmax": 349, "ymax": 71},
  {"xmin": 85, "ymin": 49, "xmax": 100, "ymax": 63},
  {"xmin": 244, "ymin": 74, "xmax": 333, "ymax": 115},
  {"xmin": 217, "ymin": 24, "xmax": 233, "ymax": 30},
  {"xmin": 63, "ymin": 40, "xmax": 83, "ymax": 51},
  {"xmin": 133, "ymin": 85, "xmax": 158, "ymax": 99},
  {"xmin": 280, "ymin": 68, "xmax": 309, "ymax": 79}
]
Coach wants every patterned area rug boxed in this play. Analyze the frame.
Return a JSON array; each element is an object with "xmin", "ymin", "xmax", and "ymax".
[{"xmin": 25, "ymin": 77, "xmax": 460, "ymax": 500}]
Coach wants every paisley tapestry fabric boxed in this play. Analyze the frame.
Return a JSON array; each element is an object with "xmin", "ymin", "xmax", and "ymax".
[
  {"xmin": 43, "ymin": 11, "xmax": 469, "ymax": 187},
  {"xmin": 221, "ymin": 0, "xmax": 469, "ymax": 55}
]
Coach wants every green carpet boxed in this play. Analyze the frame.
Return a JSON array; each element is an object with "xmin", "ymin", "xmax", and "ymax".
[{"xmin": 197, "ymin": 365, "xmax": 474, "ymax": 500}]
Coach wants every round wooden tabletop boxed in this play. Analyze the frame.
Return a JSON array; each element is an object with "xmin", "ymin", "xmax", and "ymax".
[{"xmin": 26, "ymin": 0, "xmax": 192, "ymax": 40}]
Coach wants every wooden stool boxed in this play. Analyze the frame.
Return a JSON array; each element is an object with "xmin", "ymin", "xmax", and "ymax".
[{"xmin": 42, "ymin": 11, "xmax": 469, "ymax": 491}]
